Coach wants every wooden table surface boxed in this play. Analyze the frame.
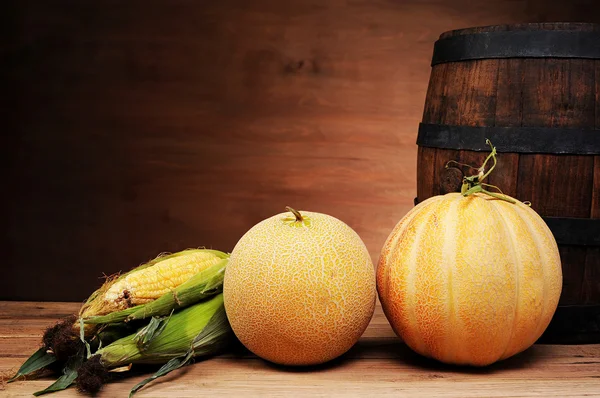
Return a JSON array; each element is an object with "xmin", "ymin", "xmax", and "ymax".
[{"xmin": 1, "ymin": 301, "xmax": 599, "ymax": 397}]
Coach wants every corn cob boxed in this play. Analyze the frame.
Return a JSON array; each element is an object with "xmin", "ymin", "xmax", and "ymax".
[
  {"xmin": 8, "ymin": 248, "xmax": 229, "ymax": 389},
  {"xmin": 80, "ymin": 249, "xmax": 228, "ymax": 319},
  {"xmin": 76, "ymin": 293, "xmax": 233, "ymax": 396},
  {"xmin": 83, "ymin": 253, "xmax": 227, "ymax": 325}
]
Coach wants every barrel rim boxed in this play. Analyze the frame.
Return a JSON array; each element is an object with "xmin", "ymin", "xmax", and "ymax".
[
  {"xmin": 432, "ymin": 29, "xmax": 600, "ymax": 65},
  {"xmin": 438, "ymin": 22, "xmax": 600, "ymax": 40}
]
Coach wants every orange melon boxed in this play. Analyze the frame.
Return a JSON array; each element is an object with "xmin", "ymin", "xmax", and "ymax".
[
  {"xmin": 223, "ymin": 207, "xmax": 376, "ymax": 366},
  {"xmin": 377, "ymin": 193, "xmax": 562, "ymax": 366}
]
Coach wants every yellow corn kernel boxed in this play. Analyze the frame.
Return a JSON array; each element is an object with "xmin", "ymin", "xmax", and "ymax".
[{"xmin": 103, "ymin": 250, "xmax": 222, "ymax": 311}]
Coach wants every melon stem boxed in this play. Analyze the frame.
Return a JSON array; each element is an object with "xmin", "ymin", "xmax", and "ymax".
[
  {"xmin": 459, "ymin": 139, "xmax": 516, "ymax": 204},
  {"xmin": 285, "ymin": 206, "xmax": 304, "ymax": 222}
]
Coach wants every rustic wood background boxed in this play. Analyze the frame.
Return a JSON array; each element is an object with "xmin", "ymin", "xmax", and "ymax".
[{"xmin": 3, "ymin": 0, "xmax": 600, "ymax": 301}]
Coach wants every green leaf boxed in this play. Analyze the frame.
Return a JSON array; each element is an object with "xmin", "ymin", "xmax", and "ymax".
[
  {"xmin": 8, "ymin": 347, "xmax": 57, "ymax": 382},
  {"xmin": 79, "ymin": 318, "xmax": 92, "ymax": 359},
  {"xmin": 128, "ymin": 350, "xmax": 194, "ymax": 398},
  {"xmin": 133, "ymin": 312, "xmax": 172, "ymax": 350},
  {"xmin": 190, "ymin": 303, "xmax": 233, "ymax": 354},
  {"xmin": 32, "ymin": 352, "xmax": 83, "ymax": 396},
  {"xmin": 127, "ymin": 302, "xmax": 233, "ymax": 397}
]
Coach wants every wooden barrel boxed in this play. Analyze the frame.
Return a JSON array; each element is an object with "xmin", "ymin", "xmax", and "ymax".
[{"xmin": 416, "ymin": 23, "xmax": 600, "ymax": 344}]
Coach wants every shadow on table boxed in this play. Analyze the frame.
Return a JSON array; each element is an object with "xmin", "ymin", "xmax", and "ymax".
[
  {"xmin": 144, "ymin": 336, "xmax": 544, "ymax": 375},
  {"xmin": 227, "ymin": 338, "xmax": 546, "ymax": 374},
  {"xmin": 350, "ymin": 337, "xmax": 544, "ymax": 374},
  {"xmin": 224, "ymin": 338, "xmax": 361, "ymax": 373}
]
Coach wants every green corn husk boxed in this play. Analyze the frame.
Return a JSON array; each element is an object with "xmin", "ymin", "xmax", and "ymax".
[
  {"xmin": 128, "ymin": 305, "xmax": 232, "ymax": 397},
  {"xmin": 77, "ymin": 293, "xmax": 233, "ymax": 396},
  {"xmin": 83, "ymin": 256, "xmax": 228, "ymax": 325},
  {"xmin": 95, "ymin": 293, "xmax": 230, "ymax": 367},
  {"xmin": 33, "ymin": 352, "xmax": 84, "ymax": 396},
  {"xmin": 8, "ymin": 347, "xmax": 57, "ymax": 383},
  {"xmin": 133, "ymin": 312, "xmax": 172, "ymax": 350},
  {"xmin": 94, "ymin": 322, "xmax": 140, "ymax": 348}
]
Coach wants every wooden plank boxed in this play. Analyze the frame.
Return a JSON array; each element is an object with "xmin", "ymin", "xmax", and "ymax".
[
  {"xmin": 516, "ymin": 56, "xmax": 595, "ymax": 307},
  {"xmin": 4, "ymin": 0, "xmax": 563, "ymax": 302},
  {"xmin": 428, "ymin": 58, "xmax": 500, "ymax": 198},
  {"xmin": 517, "ymin": 59, "xmax": 595, "ymax": 216},
  {"xmin": 422, "ymin": 63, "xmax": 449, "ymax": 124},
  {"xmin": 582, "ymin": 247, "xmax": 600, "ymax": 304},
  {"xmin": 421, "ymin": 25, "xmax": 525, "ymax": 201},
  {"xmin": 430, "ymin": 61, "xmax": 474, "ymax": 197},
  {"xmin": 454, "ymin": 57, "xmax": 500, "ymax": 191},
  {"xmin": 0, "ymin": 321, "xmax": 56, "ymax": 339},
  {"xmin": 515, "ymin": 24, "xmax": 595, "ymax": 214},
  {"xmin": 1, "ymin": 302, "xmax": 600, "ymax": 397},
  {"xmin": 3, "ymin": 350, "xmax": 600, "ymax": 397},
  {"xmin": 419, "ymin": 48, "xmax": 509, "ymax": 199},
  {"xmin": 0, "ymin": 302, "xmax": 80, "ymax": 319},
  {"xmin": 416, "ymin": 146, "xmax": 436, "ymax": 202},
  {"xmin": 585, "ymin": 63, "xmax": 600, "ymax": 304},
  {"xmin": 437, "ymin": 60, "xmax": 498, "ymax": 127},
  {"xmin": 419, "ymin": 61, "xmax": 448, "ymax": 200},
  {"xmin": 0, "ymin": 337, "xmax": 41, "ymax": 358},
  {"xmin": 489, "ymin": 57, "xmax": 525, "ymax": 198},
  {"xmin": 3, "ymin": 358, "xmax": 600, "ymax": 398}
]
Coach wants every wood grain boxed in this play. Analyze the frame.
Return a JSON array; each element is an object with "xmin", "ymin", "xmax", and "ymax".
[
  {"xmin": 492, "ymin": 57, "xmax": 524, "ymax": 198},
  {"xmin": 588, "ymin": 63, "xmax": 600, "ymax": 305},
  {"xmin": 517, "ymin": 56, "xmax": 595, "ymax": 307},
  {"xmin": 417, "ymin": 23, "xmax": 600, "ymax": 342},
  {"xmin": 1, "ymin": 302, "xmax": 599, "ymax": 397},
  {"xmin": 4, "ymin": 0, "xmax": 600, "ymax": 302}
]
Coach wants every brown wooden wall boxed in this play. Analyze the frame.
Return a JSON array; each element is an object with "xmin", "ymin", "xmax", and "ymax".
[{"xmin": 3, "ymin": 0, "xmax": 600, "ymax": 301}]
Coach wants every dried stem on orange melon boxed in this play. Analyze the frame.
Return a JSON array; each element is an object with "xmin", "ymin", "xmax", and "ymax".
[{"xmin": 446, "ymin": 139, "xmax": 516, "ymax": 204}]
